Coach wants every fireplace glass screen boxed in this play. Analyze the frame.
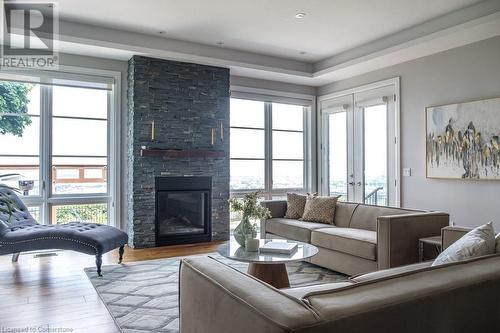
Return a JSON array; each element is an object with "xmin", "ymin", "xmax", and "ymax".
[{"xmin": 157, "ymin": 191, "xmax": 208, "ymax": 235}]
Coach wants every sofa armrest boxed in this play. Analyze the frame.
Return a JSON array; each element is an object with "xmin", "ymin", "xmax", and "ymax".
[
  {"xmin": 441, "ymin": 226, "xmax": 470, "ymax": 250},
  {"xmin": 179, "ymin": 257, "xmax": 319, "ymax": 333},
  {"xmin": 260, "ymin": 200, "xmax": 287, "ymax": 238},
  {"xmin": 377, "ymin": 212, "xmax": 449, "ymax": 269}
]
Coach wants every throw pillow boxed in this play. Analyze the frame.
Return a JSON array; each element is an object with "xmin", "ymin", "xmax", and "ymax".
[
  {"xmin": 284, "ymin": 193, "xmax": 308, "ymax": 219},
  {"xmin": 300, "ymin": 195, "xmax": 339, "ymax": 224},
  {"xmin": 432, "ymin": 222, "xmax": 496, "ymax": 266},
  {"xmin": 284, "ymin": 193, "xmax": 316, "ymax": 219}
]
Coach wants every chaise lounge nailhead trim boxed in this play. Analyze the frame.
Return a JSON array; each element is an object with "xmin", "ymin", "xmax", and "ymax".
[{"xmin": 0, "ymin": 236, "xmax": 98, "ymax": 253}]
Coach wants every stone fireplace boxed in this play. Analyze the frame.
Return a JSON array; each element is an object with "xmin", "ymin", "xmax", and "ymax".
[{"xmin": 127, "ymin": 55, "xmax": 230, "ymax": 248}]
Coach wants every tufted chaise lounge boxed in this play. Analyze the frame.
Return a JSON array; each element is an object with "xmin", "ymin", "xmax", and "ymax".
[{"xmin": 0, "ymin": 187, "xmax": 128, "ymax": 276}]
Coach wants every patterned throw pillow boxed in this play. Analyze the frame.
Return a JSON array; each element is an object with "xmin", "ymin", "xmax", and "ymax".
[
  {"xmin": 300, "ymin": 195, "xmax": 339, "ymax": 224},
  {"xmin": 432, "ymin": 222, "xmax": 496, "ymax": 266},
  {"xmin": 284, "ymin": 193, "xmax": 308, "ymax": 219}
]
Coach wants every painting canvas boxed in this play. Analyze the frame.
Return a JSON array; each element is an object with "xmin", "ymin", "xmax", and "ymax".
[{"xmin": 426, "ymin": 97, "xmax": 500, "ymax": 180}]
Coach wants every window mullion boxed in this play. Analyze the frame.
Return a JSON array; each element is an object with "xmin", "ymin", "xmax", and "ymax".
[
  {"xmin": 40, "ymin": 85, "xmax": 52, "ymax": 224},
  {"xmin": 264, "ymin": 102, "xmax": 272, "ymax": 199}
]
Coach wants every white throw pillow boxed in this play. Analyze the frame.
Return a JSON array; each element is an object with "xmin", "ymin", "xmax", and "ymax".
[
  {"xmin": 496, "ymin": 233, "xmax": 500, "ymax": 253},
  {"xmin": 432, "ymin": 222, "xmax": 496, "ymax": 266}
]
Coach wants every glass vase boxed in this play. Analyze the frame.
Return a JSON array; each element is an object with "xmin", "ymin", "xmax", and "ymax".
[{"xmin": 233, "ymin": 215, "xmax": 256, "ymax": 247}]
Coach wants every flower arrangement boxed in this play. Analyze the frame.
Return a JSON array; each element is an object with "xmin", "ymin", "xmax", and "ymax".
[{"xmin": 229, "ymin": 191, "xmax": 271, "ymax": 247}]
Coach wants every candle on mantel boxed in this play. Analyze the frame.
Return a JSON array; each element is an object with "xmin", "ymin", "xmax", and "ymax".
[{"xmin": 151, "ymin": 121, "xmax": 155, "ymax": 141}]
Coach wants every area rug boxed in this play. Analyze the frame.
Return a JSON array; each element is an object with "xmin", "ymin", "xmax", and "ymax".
[{"xmin": 84, "ymin": 254, "xmax": 347, "ymax": 333}]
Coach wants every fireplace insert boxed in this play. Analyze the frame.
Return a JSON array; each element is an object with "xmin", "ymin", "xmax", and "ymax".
[{"xmin": 155, "ymin": 176, "xmax": 212, "ymax": 246}]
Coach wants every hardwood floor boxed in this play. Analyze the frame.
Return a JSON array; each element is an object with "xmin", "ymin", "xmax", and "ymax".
[{"xmin": 0, "ymin": 242, "xmax": 224, "ymax": 332}]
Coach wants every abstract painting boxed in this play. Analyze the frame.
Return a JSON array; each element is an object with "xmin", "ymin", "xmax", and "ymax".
[{"xmin": 426, "ymin": 97, "xmax": 500, "ymax": 179}]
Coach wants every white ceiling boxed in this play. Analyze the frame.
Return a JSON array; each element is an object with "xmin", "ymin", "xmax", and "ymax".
[{"xmin": 55, "ymin": 0, "xmax": 483, "ymax": 62}]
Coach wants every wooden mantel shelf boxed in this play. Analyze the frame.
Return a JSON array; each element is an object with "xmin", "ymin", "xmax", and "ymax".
[{"xmin": 140, "ymin": 149, "xmax": 226, "ymax": 158}]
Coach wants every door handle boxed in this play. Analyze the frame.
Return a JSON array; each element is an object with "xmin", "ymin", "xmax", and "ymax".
[
  {"xmin": 348, "ymin": 181, "xmax": 355, "ymax": 186},
  {"xmin": 349, "ymin": 181, "xmax": 362, "ymax": 186}
]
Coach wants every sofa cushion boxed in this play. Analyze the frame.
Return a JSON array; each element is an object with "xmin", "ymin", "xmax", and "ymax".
[
  {"xmin": 332, "ymin": 202, "xmax": 358, "ymax": 228},
  {"xmin": 265, "ymin": 218, "xmax": 332, "ymax": 243},
  {"xmin": 282, "ymin": 282, "xmax": 353, "ymax": 300},
  {"xmin": 349, "ymin": 205, "xmax": 415, "ymax": 231},
  {"xmin": 311, "ymin": 228, "xmax": 377, "ymax": 260},
  {"xmin": 496, "ymin": 233, "xmax": 500, "ymax": 253},
  {"xmin": 350, "ymin": 261, "xmax": 432, "ymax": 283}
]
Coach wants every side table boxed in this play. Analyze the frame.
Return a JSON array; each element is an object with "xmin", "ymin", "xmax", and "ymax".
[{"xmin": 419, "ymin": 235, "xmax": 442, "ymax": 262}]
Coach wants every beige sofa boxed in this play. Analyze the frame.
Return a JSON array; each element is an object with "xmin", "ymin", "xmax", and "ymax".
[
  {"xmin": 260, "ymin": 200, "xmax": 449, "ymax": 275},
  {"xmin": 179, "ymin": 227, "xmax": 500, "ymax": 333}
]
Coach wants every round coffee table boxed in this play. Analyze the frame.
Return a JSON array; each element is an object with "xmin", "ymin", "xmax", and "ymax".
[{"xmin": 217, "ymin": 238, "xmax": 319, "ymax": 288}]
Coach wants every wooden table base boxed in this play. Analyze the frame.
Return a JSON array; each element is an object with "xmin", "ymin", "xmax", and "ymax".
[{"xmin": 247, "ymin": 263, "xmax": 290, "ymax": 289}]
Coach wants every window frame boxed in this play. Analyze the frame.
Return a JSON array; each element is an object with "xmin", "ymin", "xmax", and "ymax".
[
  {"xmin": 0, "ymin": 65, "xmax": 121, "ymax": 227},
  {"xmin": 229, "ymin": 89, "xmax": 315, "ymax": 199}
]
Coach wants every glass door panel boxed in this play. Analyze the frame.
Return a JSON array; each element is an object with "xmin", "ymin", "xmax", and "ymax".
[
  {"xmin": 328, "ymin": 112, "xmax": 348, "ymax": 200},
  {"xmin": 363, "ymin": 104, "xmax": 388, "ymax": 205}
]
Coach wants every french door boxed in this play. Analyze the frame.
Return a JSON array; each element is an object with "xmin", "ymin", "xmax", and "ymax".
[{"xmin": 320, "ymin": 80, "xmax": 399, "ymax": 206}]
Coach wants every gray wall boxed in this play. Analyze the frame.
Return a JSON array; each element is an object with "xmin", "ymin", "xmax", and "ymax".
[
  {"xmin": 318, "ymin": 36, "xmax": 500, "ymax": 230},
  {"xmin": 231, "ymin": 75, "xmax": 316, "ymax": 96}
]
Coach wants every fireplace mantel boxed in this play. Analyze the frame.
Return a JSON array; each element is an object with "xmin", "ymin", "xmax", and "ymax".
[{"xmin": 140, "ymin": 149, "xmax": 225, "ymax": 158}]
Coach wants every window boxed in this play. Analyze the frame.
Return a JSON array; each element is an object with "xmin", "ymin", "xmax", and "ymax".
[
  {"xmin": 230, "ymin": 97, "xmax": 310, "ymax": 199},
  {"xmin": 230, "ymin": 99, "xmax": 265, "ymax": 190},
  {"xmin": 0, "ymin": 71, "xmax": 118, "ymax": 226},
  {"xmin": 52, "ymin": 86, "xmax": 108, "ymax": 195},
  {"xmin": 272, "ymin": 103, "xmax": 304, "ymax": 190}
]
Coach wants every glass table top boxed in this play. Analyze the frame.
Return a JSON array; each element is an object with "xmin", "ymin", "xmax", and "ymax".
[{"xmin": 217, "ymin": 238, "xmax": 319, "ymax": 264}]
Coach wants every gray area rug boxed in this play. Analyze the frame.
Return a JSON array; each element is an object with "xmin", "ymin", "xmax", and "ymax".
[{"xmin": 84, "ymin": 254, "xmax": 347, "ymax": 333}]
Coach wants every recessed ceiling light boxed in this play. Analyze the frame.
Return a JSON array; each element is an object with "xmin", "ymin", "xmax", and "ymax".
[{"xmin": 295, "ymin": 12, "xmax": 306, "ymax": 19}]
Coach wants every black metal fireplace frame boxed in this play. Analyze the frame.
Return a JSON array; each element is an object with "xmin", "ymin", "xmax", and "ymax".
[{"xmin": 155, "ymin": 176, "xmax": 212, "ymax": 246}]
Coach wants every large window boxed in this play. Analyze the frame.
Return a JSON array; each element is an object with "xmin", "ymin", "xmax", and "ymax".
[
  {"xmin": 230, "ymin": 97, "xmax": 310, "ymax": 199},
  {"xmin": 0, "ymin": 72, "xmax": 117, "ymax": 226}
]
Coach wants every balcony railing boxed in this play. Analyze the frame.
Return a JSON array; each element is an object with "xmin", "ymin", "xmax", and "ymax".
[
  {"xmin": 0, "ymin": 165, "xmax": 108, "ymax": 225},
  {"xmin": 52, "ymin": 203, "xmax": 108, "ymax": 224},
  {"xmin": 0, "ymin": 164, "xmax": 108, "ymax": 184},
  {"xmin": 364, "ymin": 187, "xmax": 384, "ymax": 205}
]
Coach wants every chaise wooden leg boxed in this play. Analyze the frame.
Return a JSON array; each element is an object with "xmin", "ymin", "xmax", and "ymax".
[
  {"xmin": 12, "ymin": 253, "xmax": 20, "ymax": 262},
  {"xmin": 118, "ymin": 245, "xmax": 124, "ymax": 264},
  {"xmin": 96, "ymin": 254, "xmax": 103, "ymax": 277}
]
